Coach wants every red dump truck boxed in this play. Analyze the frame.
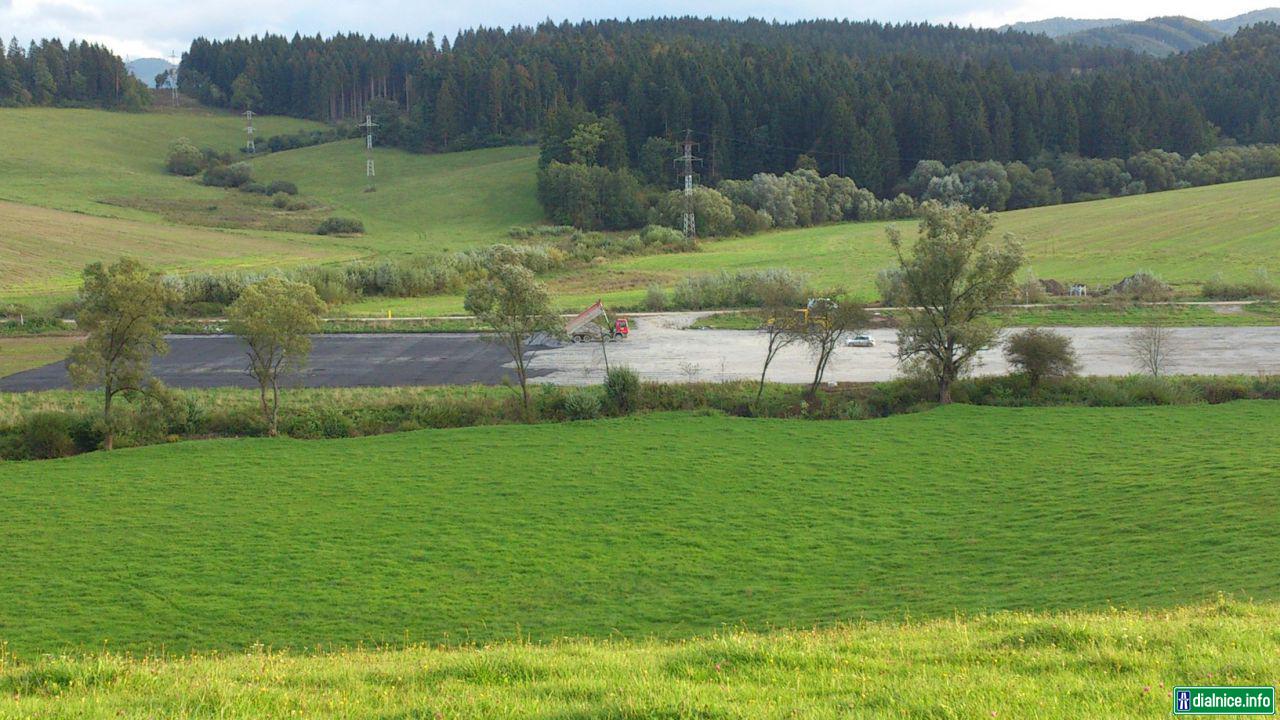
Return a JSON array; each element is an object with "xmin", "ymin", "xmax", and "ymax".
[{"xmin": 566, "ymin": 300, "xmax": 629, "ymax": 342}]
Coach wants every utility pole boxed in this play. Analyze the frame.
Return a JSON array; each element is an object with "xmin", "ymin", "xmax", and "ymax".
[
  {"xmin": 242, "ymin": 109, "xmax": 255, "ymax": 154},
  {"xmin": 673, "ymin": 129, "xmax": 701, "ymax": 238},
  {"xmin": 359, "ymin": 114, "xmax": 379, "ymax": 191},
  {"xmin": 168, "ymin": 51, "xmax": 179, "ymax": 106}
]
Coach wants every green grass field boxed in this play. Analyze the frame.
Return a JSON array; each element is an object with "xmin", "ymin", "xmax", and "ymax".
[
  {"xmin": 0, "ymin": 335, "xmax": 80, "ymax": 378},
  {"xmin": 4, "ymin": 106, "xmax": 1280, "ymax": 318},
  {"xmin": 252, "ymin": 141, "xmax": 541, "ymax": 254},
  {"xmin": 2, "ymin": 403, "xmax": 1277, "ymax": 659},
  {"xmin": 342, "ymin": 175, "xmax": 1280, "ymax": 316},
  {"xmin": 0, "ymin": 107, "xmax": 539, "ymax": 303},
  {"xmin": 2, "ymin": 599, "xmax": 1274, "ymax": 718}
]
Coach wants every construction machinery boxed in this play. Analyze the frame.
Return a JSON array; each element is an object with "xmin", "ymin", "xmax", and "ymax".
[{"xmin": 566, "ymin": 300, "xmax": 630, "ymax": 342}]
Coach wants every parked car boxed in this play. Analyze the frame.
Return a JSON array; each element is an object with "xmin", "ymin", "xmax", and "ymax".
[{"xmin": 845, "ymin": 334, "xmax": 875, "ymax": 347}]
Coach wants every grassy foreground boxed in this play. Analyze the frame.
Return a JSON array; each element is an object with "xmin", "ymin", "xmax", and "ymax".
[
  {"xmin": 2, "ymin": 403, "xmax": 1278, "ymax": 658},
  {"xmin": 1, "ymin": 599, "xmax": 1273, "ymax": 719}
]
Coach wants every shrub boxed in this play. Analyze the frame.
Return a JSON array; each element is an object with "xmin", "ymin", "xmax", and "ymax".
[
  {"xmin": 669, "ymin": 269, "xmax": 808, "ymax": 310},
  {"xmin": 266, "ymin": 180, "xmax": 299, "ymax": 196},
  {"xmin": 202, "ymin": 162, "xmax": 253, "ymax": 188},
  {"xmin": 166, "ymin": 137, "xmax": 203, "ymax": 176},
  {"xmin": 316, "ymin": 217, "xmax": 365, "ymax": 236},
  {"xmin": 272, "ymin": 194, "xmax": 290, "ymax": 208},
  {"xmin": 644, "ymin": 284, "xmax": 668, "ymax": 312},
  {"xmin": 18, "ymin": 412, "xmax": 78, "ymax": 460},
  {"xmin": 1112, "ymin": 271, "xmax": 1172, "ymax": 301},
  {"xmin": 875, "ymin": 268, "xmax": 908, "ymax": 307},
  {"xmin": 1201, "ymin": 269, "xmax": 1278, "ymax": 300},
  {"xmin": 1003, "ymin": 329, "xmax": 1080, "ymax": 389},
  {"xmin": 562, "ymin": 389, "xmax": 603, "ymax": 420},
  {"xmin": 240, "ymin": 182, "xmax": 268, "ymax": 194},
  {"xmin": 604, "ymin": 367, "xmax": 641, "ymax": 415}
]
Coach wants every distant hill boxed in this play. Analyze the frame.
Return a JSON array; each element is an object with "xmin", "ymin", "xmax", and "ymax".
[
  {"xmin": 126, "ymin": 57, "xmax": 176, "ymax": 87},
  {"xmin": 1000, "ymin": 17, "xmax": 1127, "ymax": 38},
  {"xmin": 1003, "ymin": 9, "xmax": 1280, "ymax": 55},
  {"xmin": 1062, "ymin": 16, "xmax": 1226, "ymax": 56},
  {"xmin": 1208, "ymin": 7, "xmax": 1280, "ymax": 32}
]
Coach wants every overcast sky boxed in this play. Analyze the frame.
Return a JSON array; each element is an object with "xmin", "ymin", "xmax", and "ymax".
[{"xmin": 1, "ymin": 0, "xmax": 1271, "ymax": 59}]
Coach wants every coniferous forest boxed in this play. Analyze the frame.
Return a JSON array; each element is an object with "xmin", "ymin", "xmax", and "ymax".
[
  {"xmin": 177, "ymin": 18, "xmax": 1280, "ymax": 194},
  {"xmin": 0, "ymin": 38, "xmax": 150, "ymax": 110}
]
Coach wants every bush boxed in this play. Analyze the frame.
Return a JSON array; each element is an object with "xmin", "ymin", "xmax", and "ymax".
[
  {"xmin": 266, "ymin": 180, "xmax": 299, "ymax": 196},
  {"xmin": 644, "ymin": 284, "xmax": 668, "ymax": 312},
  {"xmin": 1112, "ymin": 271, "xmax": 1172, "ymax": 301},
  {"xmin": 240, "ymin": 182, "xmax": 268, "ymax": 194},
  {"xmin": 316, "ymin": 217, "xmax": 365, "ymax": 235},
  {"xmin": 562, "ymin": 389, "xmax": 603, "ymax": 420},
  {"xmin": 18, "ymin": 412, "xmax": 79, "ymax": 460},
  {"xmin": 604, "ymin": 367, "xmax": 641, "ymax": 415},
  {"xmin": 1003, "ymin": 329, "xmax": 1079, "ymax": 389},
  {"xmin": 272, "ymin": 194, "xmax": 290, "ymax": 209},
  {"xmin": 1201, "ymin": 269, "xmax": 1278, "ymax": 300},
  {"xmin": 166, "ymin": 137, "xmax": 204, "ymax": 176},
  {"xmin": 202, "ymin": 162, "xmax": 253, "ymax": 188},
  {"xmin": 669, "ymin": 269, "xmax": 808, "ymax": 311}
]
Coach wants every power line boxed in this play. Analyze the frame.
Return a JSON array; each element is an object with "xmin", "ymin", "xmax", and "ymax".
[
  {"xmin": 242, "ymin": 109, "xmax": 255, "ymax": 154},
  {"xmin": 673, "ymin": 129, "xmax": 702, "ymax": 238},
  {"xmin": 359, "ymin": 114, "xmax": 379, "ymax": 191}
]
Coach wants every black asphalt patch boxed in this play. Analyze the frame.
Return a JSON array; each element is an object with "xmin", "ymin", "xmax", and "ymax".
[{"xmin": 0, "ymin": 334, "xmax": 548, "ymax": 391}]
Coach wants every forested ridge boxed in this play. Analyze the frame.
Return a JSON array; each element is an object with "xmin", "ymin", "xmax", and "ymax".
[
  {"xmin": 0, "ymin": 38, "xmax": 149, "ymax": 110},
  {"xmin": 178, "ymin": 18, "xmax": 1280, "ymax": 192}
]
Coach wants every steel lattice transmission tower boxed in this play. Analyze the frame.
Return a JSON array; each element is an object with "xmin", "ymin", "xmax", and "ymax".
[
  {"xmin": 359, "ymin": 114, "xmax": 379, "ymax": 191},
  {"xmin": 673, "ymin": 129, "xmax": 702, "ymax": 238},
  {"xmin": 168, "ymin": 51, "xmax": 179, "ymax": 106},
  {"xmin": 242, "ymin": 109, "xmax": 255, "ymax": 154}
]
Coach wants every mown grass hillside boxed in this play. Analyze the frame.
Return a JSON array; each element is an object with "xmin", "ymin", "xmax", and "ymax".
[
  {"xmin": 252, "ymin": 141, "xmax": 542, "ymax": 253},
  {"xmin": 4, "ymin": 107, "xmax": 1280, "ymax": 316},
  {"xmin": 0, "ymin": 107, "xmax": 324, "ymax": 217},
  {"xmin": 2, "ymin": 599, "xmax": 1273, "ymax": 719},
  {"xmin": 546, "ymin": 175, "xmax": 1280, "ymax": 309},
  {"xmin": 0, "ymin": 200, "xmax": 346, "ymax": 300},
  {"xmin": 0, "ymin": 107, "xmax": 540, "ymax": 303},
  {"xmin": 342, "ymin": 174, "xmax": 1280, "ymax": 316},
  {"xmin": 1, "ymin": 403, "xmax": 1276, "ymax": 657}
]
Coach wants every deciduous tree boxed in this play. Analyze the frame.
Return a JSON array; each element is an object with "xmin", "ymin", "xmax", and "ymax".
[
  {"xmin": 226, "ymin": 277, "xmax": 327, "ymax": 436},
  {"xmin": 66, "ymin": 258, "xmax": 178, "ymax": 450},
  {"xmin": 800, "ymin": 297, "xmax": 868, "ymax": 396},
  {"xmin": 888, "ymin": 202, "xmax": 1023, "ymax": 403},
  {"xmin": 464, "ymin": 250, "xmax": 562, "ymax": 419}
]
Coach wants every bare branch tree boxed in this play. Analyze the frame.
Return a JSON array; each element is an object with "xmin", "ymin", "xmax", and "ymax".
[
  {"xmin": 1126, "ymin": 324, "xmax": 1180, "ymax": 377},
  {"xmin": 801, "ymin": 297, "xmax": 868, "ymax": 396}
]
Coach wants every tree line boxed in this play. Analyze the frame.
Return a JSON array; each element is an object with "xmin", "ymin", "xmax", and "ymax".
[
  {"xmin": 0, "ymin": 37, "xmax": 149, "ymax": 109},
  {"xmin": 177, "ymin": 19, "xmax": 1280, "ymax": 192}
]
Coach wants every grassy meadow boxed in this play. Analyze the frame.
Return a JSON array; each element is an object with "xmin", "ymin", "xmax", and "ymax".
[
  {"xmin": 1, "ymin": 403, "xmax": 1277, "ymax": 658},
  {"xmin": 251, "ymin": 140, "xmax": 542, "ymax": 254},
  {"xmin": 0, "ymin": 107, "xmax": 539, "ymax": 303},
  {"xmin": 343, "ymin": 174, "xmax": 1280, "ymax": 316},
  {"xmin": 2, "ymin": 598, "xmax": 1274, "ymax": 719},
  {"xmin": 0, "ymin": 335, "xmax": 80, "ymax": 378},
  {"xmin": 5, "ymin": 107, "xmax": 1280, "ymax": 317}
]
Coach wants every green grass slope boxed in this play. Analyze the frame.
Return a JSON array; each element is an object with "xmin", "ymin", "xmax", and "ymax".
[
  {"xmin": 0, "ymin": 107, "xmax": 324, "ymax": 217},
  {"xmin": 3, "ymin": 599, "xmax": 1274, "ymax": 718},
  {"xmin": 0, "ymin": 108, "xmax": 542, "ymax": 302},
  {"xmin": 252, "ymin": 141, "xmax": 542, "ymax": 254},
  {"xmin": 1, "ymin": 403, "xmax": 1277, "ymax": 657},
  {"xmin": 531, "ymin": 175, "xmax": 1280, "ymax": 312}
]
